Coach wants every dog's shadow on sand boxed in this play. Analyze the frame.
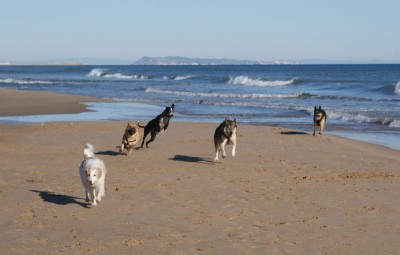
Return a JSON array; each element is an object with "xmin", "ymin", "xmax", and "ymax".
[
  {"xmin": 280, "ymin": 131, "xmax": 309, "ymax": 135},
  {"xmin": 169, "ymin": 155, "xmax": 214, "ymax": 164},
  {"xmin": 31, "ymin": 190, "xmax": 89, "ymax": 208},
  {"xmin": 96, "ymin": 150, "xmax": 120, "ymax": 156}
]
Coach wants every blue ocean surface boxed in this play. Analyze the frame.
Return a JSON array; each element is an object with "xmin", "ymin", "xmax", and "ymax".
[{"xmin": 0, "ymin": 64, "xmax": 399, "ymax": 150}]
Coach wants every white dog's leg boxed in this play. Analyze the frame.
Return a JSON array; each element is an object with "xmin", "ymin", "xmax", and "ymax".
[
  {"xmin": 85, "ymin": 191, "xmax": 90, "ymax": 202},
  {"xmin": 90, "ymin": 190, "xmax": 97, "ymax": 206},
  {"xmin": 95, "ymin": 188, "xmax": 102, "ymax": 202},
  {"xmin": 83, "ymin": 185, "xmax": 90, "ymax": 202},
  {"xmin": 99, "ymin": 186, "xmax": 105, "ymax": 200},
  {"xmin": 97, "ymin": 184, "xmax": 105, "ymax": 202}
]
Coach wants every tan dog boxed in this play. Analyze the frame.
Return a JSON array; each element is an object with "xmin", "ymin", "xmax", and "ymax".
[{"xmin": 120, "ymin": 122, "xmax": 141, "ymax": 155}]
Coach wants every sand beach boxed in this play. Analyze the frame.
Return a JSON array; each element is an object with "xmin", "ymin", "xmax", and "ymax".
[{"xmin": 0, "ymin": 89, "xmax": 399, "ymax": 254}]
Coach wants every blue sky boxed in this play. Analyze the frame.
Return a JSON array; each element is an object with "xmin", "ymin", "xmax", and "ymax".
[{"xmin": 1, "ymin": 0, "xmax": 399, "ymax": 64}]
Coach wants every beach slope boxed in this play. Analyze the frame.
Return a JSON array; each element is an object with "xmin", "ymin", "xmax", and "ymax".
[
  {"xmin": 0, "ymin": 89, "xmax": 399, "ymax": 254},
  {"xmin": 0, "ymin": 120, "xmax": 399, "ymax": 254}
]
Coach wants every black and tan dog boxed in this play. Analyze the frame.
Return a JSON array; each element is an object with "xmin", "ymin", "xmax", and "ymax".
[
  {"xmin": 213, "ymin": 118, "xmax": 237, "ymax": 162},
  {"xmin": 139, "ymin": 104, "xmax": 174, "ymax": 148},
  {"xmin": 313, "ymin": 106, "xmax": 327, "ymax": 136},
  {"xmin": 120, "ymin": 122, "xmax": 141, "ymax": 155}
]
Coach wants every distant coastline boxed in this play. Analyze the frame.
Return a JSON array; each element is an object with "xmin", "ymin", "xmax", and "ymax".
[
  {"xmin": 1, "ymin": 57, "xmax": 398, "ymax": 66},
  {"xmin": 132, "ymin": 56, "xmax": 301, "ymax": 65}
]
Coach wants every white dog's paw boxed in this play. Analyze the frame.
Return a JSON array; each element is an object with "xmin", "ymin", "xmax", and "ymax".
[{"xmin": 213, "ymin": 157, "xmax": 219, "ymax": 162}]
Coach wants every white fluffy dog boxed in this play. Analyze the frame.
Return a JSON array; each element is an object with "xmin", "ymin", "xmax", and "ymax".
[{"xmin": 79, "ymin": 144, "xmax": 107, "ymax": 206}]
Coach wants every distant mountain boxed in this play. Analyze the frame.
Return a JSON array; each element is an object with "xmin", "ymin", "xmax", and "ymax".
[{"xmin": 132, "ymin": 56, "xmax": 269, "ymax": 65}]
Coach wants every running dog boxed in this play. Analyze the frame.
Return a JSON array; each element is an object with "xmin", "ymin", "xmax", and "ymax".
[
  {"xmin": 140, "ymin": 104, "xmax": 174, "ymax": 148},
  {"xmin": 313, "ymin": 106, "xmax": 327, "ymax": 136},
  {"xmin": 120, "ymin": 121, "xmax": 141, "ymax": 155},
  {"xmin": 213, "ymin": 118, "xmax": 237, "ymax": 162},
  {"xmin": 79, "ymin": 144, "xmax": 107, "ymax": 206}
]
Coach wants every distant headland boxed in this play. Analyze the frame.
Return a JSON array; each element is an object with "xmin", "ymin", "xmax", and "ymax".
[{"xmin": 132, "ymin": 56, "xmax": 300, "ymax": 65}]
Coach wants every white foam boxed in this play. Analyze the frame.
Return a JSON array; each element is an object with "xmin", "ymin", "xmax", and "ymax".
[
  {"xmin": 87, "ymin": 68, "xmax": 106, "ymax": 77},
  {"xmin": 103, "ymin": 73, "xmax": 148, "ymax": 79},
  {"xmin": 228, "ymin": 76, "xmax": 295, "ymax": 86},
  {"xmin": 145, "ymin": 88, "xmax": 300, "ymax": 99},
  {"xmin": 328, "ymin": 111, "xmax": 399, "ymax": 128},
  {"xmin": 0, "ymin": 78, "xmax": 52, "ymax": 85},
  {"xmin": 87, "ymin": 68, "xmax": 148, "ymax": 79},
  {"xmin": 389, "ymin": 119, "xmax": 400, "ymax": 128},
  {"xmin": 328, "ymin": 111, "xmax": 375, "ymax": 124},
  {"xmin": 163, "ymin": 75, "xmax": 194, "ymax": 81},
  {"xmin": 395, "ymin": 81, "xmax": 400, "ymax": 95}
]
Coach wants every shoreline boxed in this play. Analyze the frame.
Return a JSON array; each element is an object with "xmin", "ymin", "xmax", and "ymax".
[{"xmin": 0, "ymin": 88, "xmax": 399, "ymax": 151}]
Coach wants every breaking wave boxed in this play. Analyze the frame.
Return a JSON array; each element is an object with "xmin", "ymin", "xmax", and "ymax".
[
  {"xmin": 145, "ymin": 88, "xmax": 302, "ymax": 99},
  {"xmin": 395, "ymin": 81, "xmax": 400, "ymax": 95},
  {"xmin": 329, "ymin": 111, "xmax": 399, "ymax": 127},
  {"xmin": 0, "ymin": 78, "xmax": 53, "ymax": 85},
  {"xmin": 228, "ymin": 76, "xmax": 296, "ymax": 86},
  {"xmin": 87, "ymin": 69, "xmax": 149, "ymax": 79},
  {"xmin": 87, "ymin": 68, "xmax": 106, "ymax": 77},
  {"xmin": 163, "ymin": 75, "xmax": 194, "ymax": 81}
]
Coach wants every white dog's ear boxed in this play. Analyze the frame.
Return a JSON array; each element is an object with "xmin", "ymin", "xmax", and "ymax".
[{"xmin": 96, "ymin": 169, "xmax": 102, "ymax": 178}]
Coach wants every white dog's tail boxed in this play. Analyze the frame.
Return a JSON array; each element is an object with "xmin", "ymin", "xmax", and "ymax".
[{"xmin": 83, "ymin": 143, "xmax": 95, "ymax": 159}]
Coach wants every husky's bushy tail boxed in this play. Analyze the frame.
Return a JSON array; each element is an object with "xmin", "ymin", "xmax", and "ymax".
[{"xmin": 83, "ymin": 143, "xmax": 95, "ymax": 159}]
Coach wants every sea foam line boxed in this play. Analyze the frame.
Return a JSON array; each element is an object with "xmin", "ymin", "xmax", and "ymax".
[
  {"xmin": 328, "ymin": 110, "xmax": 399, "ymax": 127},
  {"xmin": 87, "ymin": 68, "xmax": 149, "ymax": 79},
  {"xmin": 228, "ymin": 76, "xmax": 295, "ymax": 86},
  {"xmin": 0, "ymin": 78, "xmax": 53, "ymax": 85},
  {"xmin": 163, "ymin": 75, "xmax": 194, "ymax": 81},
  {"xmin": 145, "ymin": 88, "xmax": 301, "ymax": 99}
]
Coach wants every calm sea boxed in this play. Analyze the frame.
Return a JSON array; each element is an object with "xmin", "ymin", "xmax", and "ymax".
[{"xmin": 1, "ymin": 64, "xmax": 399, "ymax": 150}]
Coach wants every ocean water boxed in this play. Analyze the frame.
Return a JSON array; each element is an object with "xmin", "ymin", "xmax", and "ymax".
[{"xmin": 0, "ymin": 64, "xmax": 399, "ymax": 150}]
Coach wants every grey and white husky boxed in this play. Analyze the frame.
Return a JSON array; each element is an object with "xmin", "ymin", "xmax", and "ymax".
[
  {"xmin": 313, "ymin": 106, "xmax": 327, "ymax": 136},
  {"xmin": 213, "ymin": 118, "xmax": 237, "ymax": 162}
]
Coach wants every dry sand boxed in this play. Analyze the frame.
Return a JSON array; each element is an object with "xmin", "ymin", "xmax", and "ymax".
[{"xmin": 0, "ymin": 90, "xmax": 399, "ymax": 254}]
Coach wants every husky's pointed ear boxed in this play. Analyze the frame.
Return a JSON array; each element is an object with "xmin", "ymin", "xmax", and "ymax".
[
  {"xmin": 314, "ymin": 106, "xmax": 317, "ymax": 110},
  {"xmin": 171, "ymin": 103, "xmax": 175, "ymax": 109},
  {"xmin": 234, "ymin": 118, "xmax": 236, "ymax": 123},
  {"xmin": 319, "ymin": 106, "xmax": 322, "ymax": 110}
]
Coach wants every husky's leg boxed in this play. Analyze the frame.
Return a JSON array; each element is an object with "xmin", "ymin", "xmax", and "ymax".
[
  {"xmin": 231, "ymin": 136, "xmax": 237, "ymax": 157},
  {"xmin": 213, "ymin": 143, "xmax": 220, "ymax": 161},
  {"xmin": 221, "ymin": 139, "xmax": 228, "ymax": 158}
]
